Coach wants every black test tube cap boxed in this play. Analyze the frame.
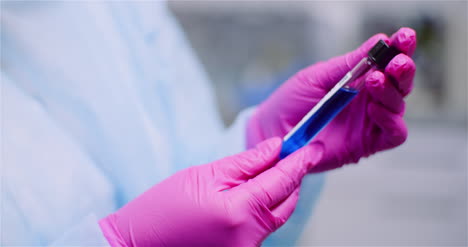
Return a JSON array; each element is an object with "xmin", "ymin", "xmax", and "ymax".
[{"xmin": 368, "ymin": 40, "xmax": 401, "ymax": 69}]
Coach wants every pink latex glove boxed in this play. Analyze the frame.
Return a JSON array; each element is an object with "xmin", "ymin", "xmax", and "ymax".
[
  {"xmin": 99, "ymin": 137, "xmax": 323, "ymax": 247},
  {"xmin": 247, "ymin": 27, "xmax": 417, "ymax": 173}
]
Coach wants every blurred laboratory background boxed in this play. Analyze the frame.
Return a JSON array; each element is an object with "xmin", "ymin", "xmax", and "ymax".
[{"xmin": 169, "ymin": 1, "xmax": 467, "ymax": 246}]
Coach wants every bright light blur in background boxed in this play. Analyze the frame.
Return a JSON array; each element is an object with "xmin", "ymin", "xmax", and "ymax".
[{"xmin": 169, "ymin": 1, "xmax": 467, "ymax": 246}]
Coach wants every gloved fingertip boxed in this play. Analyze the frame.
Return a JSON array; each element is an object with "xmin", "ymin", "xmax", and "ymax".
[
  {"xmin": 392, "ymin": 53, "xmax": 409, "ymax": 66},
  {"xmin": 304, "ymin": 142, "xmax": 325, "ymax": 170},
  {"xmin": 385, "ymin": 54, "xmax": 416, "ymax": 95},
  {"xmin": 385, "ymin": 54, "xmax": 409, "ymax": 78},
  {"xmin": 391, "ymin": 27, "xmax": 417, "ymax": 55},
  {"xmin": 397, "ymin": 27, "xmax": 417, "ymax": 46},
  {"xmin": 255, "ymin": 137, "xmax": 282, "ymax": 154},
  {"xmin": 366, "ymin": 71, "xmax": 385, "ymax": 88}
]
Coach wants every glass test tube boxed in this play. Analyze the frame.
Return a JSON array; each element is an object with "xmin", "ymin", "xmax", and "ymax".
[{"xmin": 280, "ymin": 40, "xmax": 400, "ymax": 159}]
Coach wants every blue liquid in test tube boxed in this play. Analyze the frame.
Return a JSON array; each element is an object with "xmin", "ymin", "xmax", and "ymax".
[
  {"xmin": 280, "ymin": 40, "xmax": 400, "ymax": 159},
  {"xmin": 280, "ymin": 88, "xmax": 358, "ymax": 159}
]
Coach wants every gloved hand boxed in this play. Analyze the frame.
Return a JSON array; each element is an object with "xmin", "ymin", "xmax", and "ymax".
[
  {"xmin": 99, "ymin": 137, "xmax": 323, "ymax": 247},
  {"xmin": 247, "ymin": 27, "xmax": 417, "ymax": 173}
]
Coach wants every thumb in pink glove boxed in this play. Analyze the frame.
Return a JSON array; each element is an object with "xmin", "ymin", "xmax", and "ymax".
[
  {"xmin": 99, "ymin": 137, "xmax": 323, "ymax": 247},
  {"xmin": 247, "ymin": 27, "xmax": 417, "ymax": 173}
]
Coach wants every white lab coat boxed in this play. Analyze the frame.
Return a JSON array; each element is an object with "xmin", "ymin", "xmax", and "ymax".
[{"xmin": 1, "ymin": 1, "xmax": 324, "ymax": 246}]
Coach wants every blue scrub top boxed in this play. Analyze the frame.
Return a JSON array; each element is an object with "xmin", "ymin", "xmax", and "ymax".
[{"xmin": 1, "ymin": 1, "xmax": 324, "ymax": 245}]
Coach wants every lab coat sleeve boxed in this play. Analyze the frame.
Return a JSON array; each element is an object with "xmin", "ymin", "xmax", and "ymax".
[
  {"xmin": 1, "ymin": 72, "xmax": 115, "ymax": 246},
  {"xmin": 48, "ymin": 214, "xmax": 109, "ymax": 247}
]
